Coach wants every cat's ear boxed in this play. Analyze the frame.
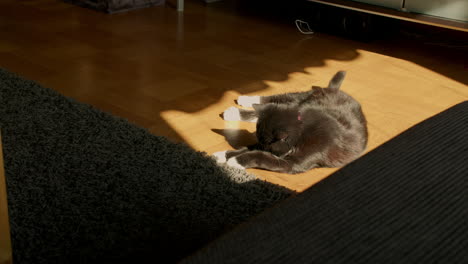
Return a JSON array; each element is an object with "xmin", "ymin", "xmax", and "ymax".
[
  {"xmin": 328, "ymin": 71, "xmax": 346, "ymax": 91},
  {"xmin": 252, "ymin": 104, "xmax": 265, "ymax": 113}
]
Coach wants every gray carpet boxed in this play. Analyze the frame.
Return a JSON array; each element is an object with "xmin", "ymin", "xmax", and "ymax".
[{"xmin": 0, "ymin": 68, "xmax": 293, "ymax": 263}]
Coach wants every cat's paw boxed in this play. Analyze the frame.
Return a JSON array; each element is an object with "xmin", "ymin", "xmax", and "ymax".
[
  {"xmin": 237, "ymin": 95, "xmax": 260, "ymax": 107},
  {"xmin": 226, "ymin": 157, "xmax": 245, "ymax": 170},
  {"xmin": 212, "ymin": 151, "xmax": 228, "ymax": 163},
  {"xmin": 223, "ymin": 107, "xmax": 241, "ymax": 121}
]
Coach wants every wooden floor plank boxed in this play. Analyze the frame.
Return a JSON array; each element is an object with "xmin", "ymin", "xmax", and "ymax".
[{"xmin": 0, "ymin": 0, "xmax": 466, "ymax": 191}]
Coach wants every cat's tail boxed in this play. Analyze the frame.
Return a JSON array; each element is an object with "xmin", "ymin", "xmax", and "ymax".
[{"xmin": 328, "ymin": 71, "xmax": 346, "ymax": 91}]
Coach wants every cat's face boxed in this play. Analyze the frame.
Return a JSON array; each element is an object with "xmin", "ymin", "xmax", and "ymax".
[{"xmin": 254, "ymin": 105, "xmax": 302, "ymax": 157}]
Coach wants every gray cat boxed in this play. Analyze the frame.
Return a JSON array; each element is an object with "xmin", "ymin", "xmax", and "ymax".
[{"xmin": 214, "ymin": 71, "xmax": 368, "ymax": 174}]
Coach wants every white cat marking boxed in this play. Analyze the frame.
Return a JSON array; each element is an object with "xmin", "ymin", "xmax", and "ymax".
[
  {"xmin": 212, "ymin": 151, "xmax": 228, "ymax": 163},
  {"xmin": 227, "ymin": 157, "xmax": 245, "ymax": 170},
  {"xmin": 237, "ymin": 95, "xmax": 260, "ymax": 107},
  {"xmin": 223, "ymin": 107, "xmax": 241, "ymax": 121}
]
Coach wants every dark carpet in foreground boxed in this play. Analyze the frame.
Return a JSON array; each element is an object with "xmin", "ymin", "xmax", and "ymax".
[{"xmin": 0, "ymin": 68, "xmax": 293, "ymax": 263}]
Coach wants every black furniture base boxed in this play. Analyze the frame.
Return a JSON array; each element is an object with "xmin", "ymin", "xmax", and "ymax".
[{"xmin": 64, "ymin": 0, "xmax": 165, "ymax": 13}]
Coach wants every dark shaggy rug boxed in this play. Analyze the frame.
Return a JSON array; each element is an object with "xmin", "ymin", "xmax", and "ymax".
[{"xmin": 0, "ymin": 68, "xmax": 293, "ymax": 263}]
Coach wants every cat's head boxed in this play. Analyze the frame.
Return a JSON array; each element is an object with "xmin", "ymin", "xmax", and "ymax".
[{"xmin": 253, "ymin": 104, "xmax": 302, "ymax": 157}]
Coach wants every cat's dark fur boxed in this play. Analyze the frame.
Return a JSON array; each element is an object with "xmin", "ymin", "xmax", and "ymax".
[{"xmin": 216, "ymin": 71, "xmax": 368, "ymax": 174}]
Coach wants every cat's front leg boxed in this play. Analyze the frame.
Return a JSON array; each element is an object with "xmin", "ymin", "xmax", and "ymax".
[
  {"xmin": 227, "ymin": 150, "xmax": 294, "ymax": 173},
  {"xmin": 212, "ymin": 147, "xmax": 250, "ymax": 164},
  {"xmin": 212, "ymin": 151, "xmax": 249, "ymax": 170}
]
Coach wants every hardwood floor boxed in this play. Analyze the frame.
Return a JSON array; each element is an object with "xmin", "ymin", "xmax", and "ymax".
[{"xmin": 1, "ymin": 0, "xmax": 466, "ymax": 191}]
